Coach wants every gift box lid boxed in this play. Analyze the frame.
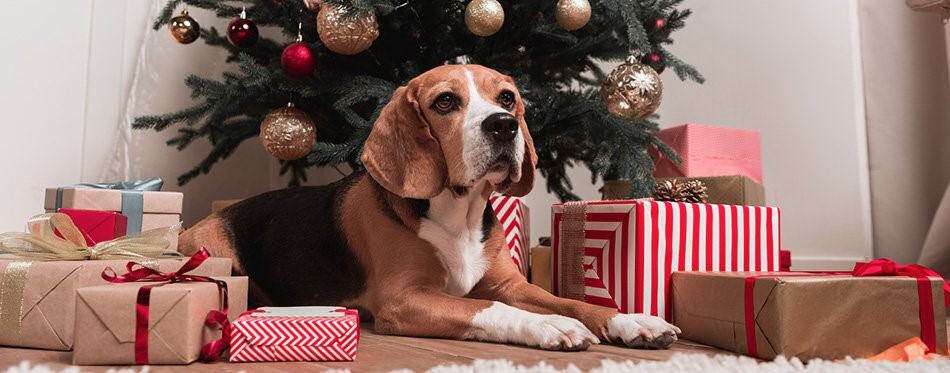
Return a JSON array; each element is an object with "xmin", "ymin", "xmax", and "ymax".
[
  {"xmin": 653, "ymin": 123, "xmax": 763, "ymax": 184},
  {"xmin": 44, "ymin": 188, "xmax": 183, "ymax": 214}
]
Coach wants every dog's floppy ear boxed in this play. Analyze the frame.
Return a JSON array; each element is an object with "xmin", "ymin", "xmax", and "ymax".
[
  {"xmin": 506, "ymin": 94, "xmax": 537, "ymax": 197},
  {"xmin": 362, "ymin": 86, "xmax": 447, "ymax": 199}
]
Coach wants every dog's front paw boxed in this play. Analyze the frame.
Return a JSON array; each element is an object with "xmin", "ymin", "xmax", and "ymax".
[
  {"xmin": 606, "ymin": 314, "xmax": 681, "ymax": 349},
  {"xmin": 526, "ymin": 314, "xmax": 600, "ymax": 351}
]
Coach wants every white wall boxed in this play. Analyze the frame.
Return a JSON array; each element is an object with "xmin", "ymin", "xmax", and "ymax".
[{"xmin": 1, "ymin": 1, "xmax": 875, "ymax": 269}]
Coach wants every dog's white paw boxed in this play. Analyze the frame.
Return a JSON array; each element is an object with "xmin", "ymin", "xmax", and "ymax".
[
  {"xmin": 469, "ymin": 302, "xmax": 599, "ymax": 351},
  {"xmin": 606, "ymin": 313, "xmax": 681, "ymax": 349},
  {"xmin": 525, "ymin": 314, "xmax": 600, "ymax": 351}
]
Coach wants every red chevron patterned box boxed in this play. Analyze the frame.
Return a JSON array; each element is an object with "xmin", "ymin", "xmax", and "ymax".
[
  {"xmin": 229, "ymin": 306, "xmax": 359, "ymax": 362},
  {"xmin": 490, "ymin": 194, "xmax": 530, "ymax": 276},
  {"xmin": 552, "ymin": 200, "xmax": 781, "ymax": 320}
]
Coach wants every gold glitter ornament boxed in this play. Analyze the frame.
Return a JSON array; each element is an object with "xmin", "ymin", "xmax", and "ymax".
[
  {"xmin": 260, "ymin": 104, "xmax": 317, "ymax": 160},
  {"xmin": 168, "ymin": 9, "xmax": 200, "ymax": 44},
  {"xmin": 465, "ymin": 0, "xmax": 504, "ymax": 37},
  {"xmin": 555, "ymin": 0, "xmax": 591, "ymax": 31},
  {"xmin": 601, "ymin": 56, "xmax": 664, "ymax": 120},
  {"xmin": 316, "ymin": 4, "xmax": 379, "ymax": 55}
]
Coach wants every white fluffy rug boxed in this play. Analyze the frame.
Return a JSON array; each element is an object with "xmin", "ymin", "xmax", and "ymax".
[{"xmin": 418, "ymin": 354, "xmax": 950, "ymax": 373}]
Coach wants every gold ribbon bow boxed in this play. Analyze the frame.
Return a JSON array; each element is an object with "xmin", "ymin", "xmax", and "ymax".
[
  {"xmin": 0, "ymin": 213, "xmax": 180, "ymax": 261},
  {"xmin": 0, "ymin": 213, "xmax": 181, "ymax": 344}
]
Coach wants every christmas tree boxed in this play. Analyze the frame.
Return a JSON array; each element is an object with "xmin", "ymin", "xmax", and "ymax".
[{"xmin": 134, "ymin": 0, "xmax": 703, "ymax": 201}]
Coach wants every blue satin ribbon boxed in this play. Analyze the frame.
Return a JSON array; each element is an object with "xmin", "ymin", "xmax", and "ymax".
[{"xmin": 54, "ymin": 177, "xmax": 164, "ymax": 234}]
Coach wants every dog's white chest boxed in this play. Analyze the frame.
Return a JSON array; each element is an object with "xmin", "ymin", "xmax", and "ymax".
[
  {"xmin": 416, "ymin": 189, "xmax": 490, "ymax": 296},
  {"xmin": 418, "ymin": 220, "xmax": 489, "ymax": 296}
]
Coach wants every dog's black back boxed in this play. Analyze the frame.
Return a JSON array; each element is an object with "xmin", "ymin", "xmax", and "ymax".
[{"xmin": 220, "ymin": 173, "xmax": 367, "ymax": 306}]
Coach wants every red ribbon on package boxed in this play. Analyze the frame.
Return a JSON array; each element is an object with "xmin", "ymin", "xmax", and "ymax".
[
  {"xmin": 102, "ymin": 247, "xmax": 229, "ymax": 364},
  {"xmin": 743, "ymin": 259, "xmax": 950, "ymax": 358}
]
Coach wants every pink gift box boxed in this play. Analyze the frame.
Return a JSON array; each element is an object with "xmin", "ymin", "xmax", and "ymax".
[
  {"xmin": 551, "ymin": 200, "xmax": 781, "ymax": 320},
  {"xmin": 56, "ymin": 208, "xmax": 127, "ymax": 246},
  {"xmin": 653, "ymin": 124, "xmax": 763, "ymax": 184}
]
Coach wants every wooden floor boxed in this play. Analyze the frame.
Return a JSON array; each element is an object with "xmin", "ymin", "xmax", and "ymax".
[{"xmin": 0, "ymin": 323, "xmax": 734, "ymax": 372}]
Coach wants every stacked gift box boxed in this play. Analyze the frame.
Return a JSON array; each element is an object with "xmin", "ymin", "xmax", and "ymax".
[
  {"xmin": 652, "ymin": 123, "xmax": 766, "ymax": 206},
  {"xmin": 0, "ymin": 179, "xmax": 361, "ymax": 366}
]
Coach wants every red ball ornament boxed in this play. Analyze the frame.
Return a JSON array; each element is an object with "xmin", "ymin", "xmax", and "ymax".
[
  {"xmin": 227, "ymin": 18, "xmax": 259, "ymax": 48},
  {"xmin": 647, "ymin": 53, "xmax": 661, "ymax": 63},
  {"xmin": 654, "ymin": 18, "xmax": 667, "ymax": 29},
  {"xmin": 281, "ymin": 42, "xmax": 316, "ymax": 78}
]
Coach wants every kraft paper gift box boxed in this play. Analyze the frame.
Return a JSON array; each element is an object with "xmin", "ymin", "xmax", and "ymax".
[
  {"xmin": 0, "ymin": 257, "xmax": 232, "ymax": 351},
  {"xmin": 552, "ymin": 199, "xmax": 781, "ymax": 319},
  {"xmin": 56, "ymin": 208, "xmax": 128, "ymax": 246},
  {"xmin": 653, "ymin": 124, "xmax": 763, "ymax": 184},
  {"xmin": 490, "ymin": 194, "xmax": 530, "ymax": 276},
  {"xmin": 671, "ymin": 271, "xmax": 949, "ymax": 360},
  {"xmin": 229, "ymin": 306, "xmax": 359, "ymax": 362},
  {"xmin": 530, "ymin": 245, "xmax": 552, "ymax": 293},
  {"xmin": 73, "ymin": 276, "xmax": 248, "ymax": 365},
  {"xmin": 45, "ymin": 178, "xmax": 183, "ymax": 235},
  {"xmin": 656, "ymin": 175, "xmax": 765, "ymax": 206}
]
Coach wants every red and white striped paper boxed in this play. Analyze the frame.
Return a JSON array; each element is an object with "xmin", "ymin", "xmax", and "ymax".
[
  {"xmin": 229, "ymin": 307, "xmax": 359, "ymax": 362},
  {"xmin": 552, "ymin": 200, "xmax": 781, "ymax": 320},
  {"xmin": 490, "ymin": 194, "xmax": 530, "ymax": 276}
]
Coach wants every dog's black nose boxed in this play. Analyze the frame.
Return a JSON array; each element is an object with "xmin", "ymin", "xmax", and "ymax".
[{"xmin": 481, "ymin": 113, "xmax": 518, "ymax": 142}]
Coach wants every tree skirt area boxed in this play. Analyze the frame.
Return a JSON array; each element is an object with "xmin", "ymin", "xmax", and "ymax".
[{"xmin": 4, "ymin": 354, "xmax": 948, "ymax": 373}]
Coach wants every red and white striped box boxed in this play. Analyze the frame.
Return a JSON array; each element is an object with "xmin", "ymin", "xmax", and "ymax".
[
  {"xmin": 490, "ymin": 194, "xmax": 530, "ymax": 276},
  {"xmin": 552, "ymin": 200, "xmax": 780, "ymax": 320},
  {"xmin": 229, "ymin": 307, "xmax": 359, "ymax": 362}
]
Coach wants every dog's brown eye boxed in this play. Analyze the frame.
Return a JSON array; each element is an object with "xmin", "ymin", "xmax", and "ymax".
[
  {"xmin": 432, "ymin": 93, "xmax": 459, "ymax": 114},
  {"xmin": 497, "ymin": 90, "xmax": 515, "ymax": 111}
]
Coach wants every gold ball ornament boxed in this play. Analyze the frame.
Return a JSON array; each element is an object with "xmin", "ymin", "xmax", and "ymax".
[
  {"xmin": 600, "ymin": 56, "xmax": 664, "ymax": 120},
  {"xmin": 555, "ymin": 0, "xmax": 592, "ymax": 31},
  {"xmin": 169, "ymin": 9, "xmax": 200, "ymax": 44},
  {"xmin": 260, "ymin": 104, "xmax": 317, "ymax": 160},
  {"xmin": 316, "ymin": 4, "xmax": 380, "ymax": 55},
  {"xmin": 465, "ymin": 0, "xmax": 504, "ymax": 37}
]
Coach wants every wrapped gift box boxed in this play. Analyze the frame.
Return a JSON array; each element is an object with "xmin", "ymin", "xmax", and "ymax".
[
  {"xmin": 0, "ymin": 257, "xmax": 231, "ymax": 350},
  {"xmin": 490, "ymin": 194, "xmax": 530, "ymax": 276},
  {"xmin": 656, "ymin": 175, "xmax": 765, "ymax": 206},
  {"xmin": 653, "ymin": 124, "xmax": 763, "ymax": 184},
  {"xmin": 552, "ymin": 199, "xmax": 781, "ymax": 319},
  {"xmin": 45, "ymin": 181, "xmax": 183, "ymax": 235},
  {"xmin": 73, "ymin": 276, "xmax": 248, "ymax": 365},
  {"xmin": 230, "ymin": 306, "xmax": 359, "ymax": 362},
  {"xmin": 672, "ymin": 271, "xmax": 948, "ymax": 360},
  {"xmin": 57, "ymin": 208, "xmax": 128, "ymax": 245}
]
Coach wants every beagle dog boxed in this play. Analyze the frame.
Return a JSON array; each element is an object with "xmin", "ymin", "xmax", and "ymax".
[{"xmin": 180, "ymin": 64, "xmax": 680, "ymax": 350}]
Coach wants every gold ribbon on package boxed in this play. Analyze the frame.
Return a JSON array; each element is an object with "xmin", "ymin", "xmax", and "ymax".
[
  {"xmin": 559, "ymin": 202, "xmax": 588, "ymax": 301},
  {"xmin": 0, "ymin": 213, "xmax": 181, "ymax": 343}
]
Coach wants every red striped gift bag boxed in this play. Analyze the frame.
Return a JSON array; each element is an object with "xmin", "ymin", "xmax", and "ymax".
[
  {"xmin": 229, "ymin": 307, "xmax": 359, "ymax": 362},
  {"xmin": 551, "ymin": 200, "xmax": 781, "ymax": 320},
  {"xmin": 490, "ymin": 194, "xmax": 530, "ymax": 276}
]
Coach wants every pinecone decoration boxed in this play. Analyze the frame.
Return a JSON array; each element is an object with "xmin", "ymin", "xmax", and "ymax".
[{"xmin": 653, "ymin": 179, "xmax": 709, "ymax": 203}]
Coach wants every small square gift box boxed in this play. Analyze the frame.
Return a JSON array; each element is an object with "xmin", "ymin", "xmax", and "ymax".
[
  {"xmin": 44, "ymin": 177, "xmax": 183, "ymax": 235},
  {"xmin": 671, "ymin": 260, "xmax": 950, "ymax": 360},
  {"xmin": 652, "ymin": 124, "xmax": 763, "ymax": 184},
  {"xmin": 229, "ymin": 306, "xmax": 360, "ymax": 362},
  {"xmin": 0, "ymin": 213, "xmax": 231, "ymax": 351},
  {"xmin": 552, "ymin": 199, "xmax": 781, "ymax": 320},
  {"xmin": 72, "ymin": 248, "xmax": 248, "ymax": 365}
]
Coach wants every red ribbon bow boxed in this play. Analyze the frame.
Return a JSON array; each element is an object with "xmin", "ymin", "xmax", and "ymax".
[
  {"xmin": 102, "ymin": 247, "xmax": 230, "ymax": 364},
  {"xmin": 743, "ymin": 259, "xmax": 949, "ymax": 358}
]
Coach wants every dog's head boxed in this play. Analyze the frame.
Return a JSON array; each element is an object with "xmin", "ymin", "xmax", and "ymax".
[{"xmin": 362, "ymin": 64, "xmax": 537, "ymax": 199}]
